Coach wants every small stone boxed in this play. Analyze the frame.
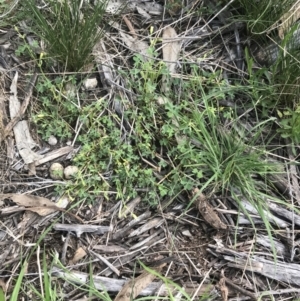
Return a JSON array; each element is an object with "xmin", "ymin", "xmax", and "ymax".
[
  {"xmin": 182, "ymin": 229, "xmax": 192, "ymax": 237},
  {"xmin": 65, "ymin": 82, "xmax": 76, "ymax": 99},
  {"xmin": 49, "ymin": 163, "xmax": 64, "ymax": 180},
  {"xmin": 48, "ymin": 135, "xmax": 58, "ymax": 146},
  {"xmin": 83, "ymin": 78, "xmax": 98, "ymax": 90},
  {"xmin": 157, "ymin": 96, "xmax": 168, "ymax": 105},
  {"xmin": 55, "ymin": 195, "xmax": 70, "ymax": 208},
  {"xmin": 64, "ymin": 165, "xmax": 79, "ymax": 179}
]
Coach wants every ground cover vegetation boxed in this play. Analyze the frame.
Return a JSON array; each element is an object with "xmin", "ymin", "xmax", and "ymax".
[{"xmin": 1, "ymin": 0, "xmax": 300, "ymax": 299}]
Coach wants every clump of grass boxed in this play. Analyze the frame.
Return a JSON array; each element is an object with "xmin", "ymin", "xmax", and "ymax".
[
  {"xmin": 232, "ymin": 0, "xmax": 295, "ymax": 37},
  {"xmin": 23, "ymin": 0, "xmax": 108, "ymax": 71},
  {"xmin": 169, "ymin": 77, "xmax": 278, "ymax": 198},
  {"xmin": 268, "ymin": 26, "xmax": 300, "ymax": 144},
  {"xmin": 242, "ymin": 23, "xmax": 300, "ymax": 144}
]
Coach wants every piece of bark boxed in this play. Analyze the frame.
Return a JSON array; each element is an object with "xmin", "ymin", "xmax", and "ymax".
[
  {"xmin": 93, "ymin": 39, "xmax": 131, "ymax": 131},
  {"xmin": 0, "ymin": 193, "xmax": 59, "ymax": 216},
  {"xmin": 14, "ymin": 120, "xmax": 42, "ymax": 163},
  {"xmin": 192, "ymin": 188, "xmax": 227, "ymax": 230},
  {"xmin": 0, "ymin": 206, "xmax": 26, "ymax": 215},
  {"xmin": 119, "ymin": 31, "xmax": 149, "ymax": 60},
  {"xmin": 277, "ymin": 3, "xmax": 300, "ymax": 39},
  {"xmin": 268, "ymin": 174, "xmax": 289, "ymax": 195},
  {"xmin": 101, "ymin": 250, "xmax": 141, "ymax": 277},
  {"xmin": 129, "ymin": 229, "xmax": 164, "ymax": 250},
  {"xmin": 255, "ymin": 234, "xmax": 289, "ymax": 257},
  {"xmin": 231, "ymin": 214, "xmax": 262, "ymax": 225},
  {"xmin": 53, "ymin": 223, "xmax": 110, "ymax": 237},
  {"xmin": 219, "ymin": 276, "xmax": 228, "ymax": 301},
  {"xmin": 92, "ymin": 245, "xmax": 128, "ymax": 253},
  {"xmin": 3, "ymin": 72, "xmax": 37, "ymax": 141},
  {"xmin": 34, "ymin": 146, "xmax": 73, "ymax": 166},
  {"xmin": 93, "ymin": 40, "xmax": 115, "ymax": 88},
  {"xmin": 69, "ymin": 247, "xmax": 87, "ymax": 265},
  {"xmin": 51, "ymin": 267, "xmax": 215, "ymax": 297},
  {"xmin": 226, "ymin": 255, "xmax": 300, "ymax": 286},
  {"xmin": 252, "ymin": 24, "xmax": 300, "ymax": 65},
  {"xmin": 8, "ymin": 72, "xmax": 42, "ymax": 164},
  {"xmin": 162, "ymin": 26, "xmax": 181, "ymax": 74},
  {"xmin": 0, "ymin": 74, "xmax": 7, "ymax": 141}
]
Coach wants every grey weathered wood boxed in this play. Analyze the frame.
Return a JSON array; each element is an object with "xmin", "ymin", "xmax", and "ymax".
[
  {"xmin": 51, "ymin": 267, "xmax": 216, "ymax": 297},
  {"xmin": 129, "ymin": 229, "xmax": 164, "ymax": 250},
  {"xmin": 34, "ymin": 146, "xmax": 74, "ymax": 166},
  {"xmin": 256, "ymin": 234, "xmax": 289, "ymax": 257},
  {"xmin": 226, "ymin": 255, "xmax": 300, "ymax": 286},
  {"xmin": 128, "ymin": 217, "xmax": 164, "ymax": 237},
  {"xmin": 112, "ymin": 211, "xmax": 152, "ymax": 240},
  {"xmin": 53, "ymin": 223, "xmax": 110, "ymax": 237},
  {"xmin": 209, "ymin": 244, "xmax": 300, "ymax": 286},
  {"xmin": 267, "ymin": 201, "xmax": 300, "ymax": 227},
  {"xmin": 118, "ymin": 196, "xmax": 142, "ymax": 218},
  {"xmin": 237, "ymin": 198, "xmax": 289, "ymax": 228}
]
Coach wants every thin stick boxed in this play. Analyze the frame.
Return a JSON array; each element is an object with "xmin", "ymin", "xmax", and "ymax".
[
  {"xmin": 37, "ymin": 245, "xmax": 44, "ymax": 300},
  {"xmin": 123, "ymin": 15, "xmax": 137, "ymax": 38}
]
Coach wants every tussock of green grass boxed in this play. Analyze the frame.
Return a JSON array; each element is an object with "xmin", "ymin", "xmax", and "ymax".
[{"xmin": 23, "ymin": 0, "xmax": 108, "ymax": 71}]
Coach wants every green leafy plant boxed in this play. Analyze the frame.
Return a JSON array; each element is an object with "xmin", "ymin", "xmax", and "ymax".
[
  {"xmin": 34, "ymin": 46, "xmax": 282, "ymax": 216},
  {"xmin": 64, "ymin": 98, "xmax": 160, "ymax": 204},
  {"xmin": 277, "ymin": 108, "xmax": 300, "ymax": 143},
  {"xmin": 32, "ymin": 75, "xmax": 79, "ymax": 140},
  {"xmin": 60, "ymin": 47, "xmax": 173, "ymax": 204},
  {"xmin": 23, "ymin": 0, "xmax": 108, "ymax": 71}
]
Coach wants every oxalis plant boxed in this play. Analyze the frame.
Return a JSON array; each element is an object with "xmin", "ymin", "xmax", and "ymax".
[{"xmin": 23, "ymin": 0, "xmax": 108, "ymax": 71}]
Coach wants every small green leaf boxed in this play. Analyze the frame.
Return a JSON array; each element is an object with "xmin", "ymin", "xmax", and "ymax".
[
  {"xmin": 0, "ymin": 287, "xmax": 5, "ymax": 301},
  {"xmin": 277, "ymin": 110, "xmax": 283, "ymax": 118}
]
